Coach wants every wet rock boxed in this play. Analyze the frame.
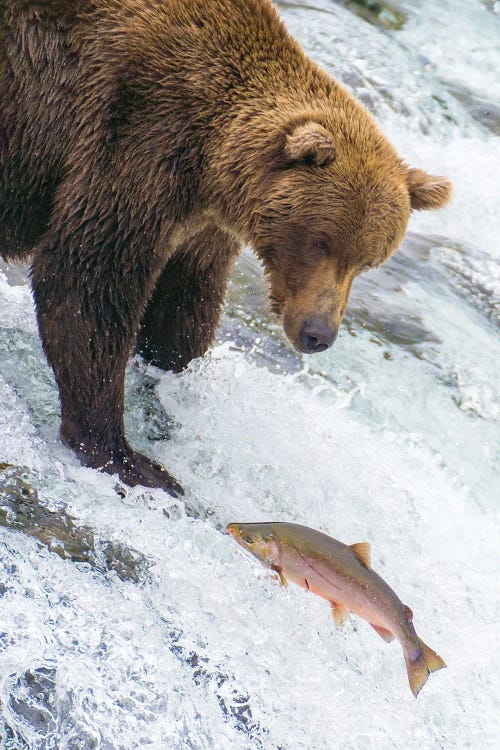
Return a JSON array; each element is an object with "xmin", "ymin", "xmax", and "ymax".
[
  {"xmin": 99, "ymin": 539, "xmax": 152, "ymax": 584},
  {"xmin": 163, "ymin": 618, "xmax": 269, "ymax": 748},
  {"xmin": 7, "ymin": 667, "xmax": 101, "ymax": 750},
  {"xmin": 277, "ymin": 1, "xmax": 406, "ymax": 31},
  {"xmin": 446, "ymin": 81, "xmax": 500, "ymax": 135},
  {"xmin": 9, "ymin": 667, "xmax": 57, "ymax": 738},
  {"xmin": 6, "ymin": 625, "xmax": 270, "ymax": 747},
  {"xmin": 340, "ymin": 0, "xmax": 407, "ymax": 30},
  {"xmin": 345, "ymin": 234, "xmax": 442, "ymax": 350},
  {"xmin": 0, "ymin": 720, "xmax": 30, "ymax": 750},
  {"xmin": 0, "ymin": 465, "xmax": 151, "ymax": 583},
  {"xmin": 405, "ymin": 234, "xmax": 499, "ymax": 327},
  {"xmin": 126, "ymin": 366, "xmax": 180, "ymax": 443}
]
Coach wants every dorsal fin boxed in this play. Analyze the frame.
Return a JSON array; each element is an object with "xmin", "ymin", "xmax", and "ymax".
[{"xmin": 350, "ymin": 542, "xmax": 371, "ymax": 569}]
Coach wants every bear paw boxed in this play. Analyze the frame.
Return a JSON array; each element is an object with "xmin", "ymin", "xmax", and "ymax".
[{"xmin": 110, "ymin": 450, "xmax": 184, "ymax": 496}]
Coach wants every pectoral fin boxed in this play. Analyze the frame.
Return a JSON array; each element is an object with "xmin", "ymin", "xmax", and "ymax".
[
  {"xmin": 350, "ymin": 542, "xmax": 371, "ymax": 569},
  {"xmin": 271, "ymin": 565, "xmax": 287, "ymax": 587},
  {"xmin": 330, "ymin": 602, "xmax": 349, "ymax": 627},
  {"xmin": 371, "ymin": 624, "xmax": 395, "ymax": 642}
]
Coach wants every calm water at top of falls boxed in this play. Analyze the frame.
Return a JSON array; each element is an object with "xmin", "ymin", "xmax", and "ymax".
[{"xmin": 1, "ymin": 1, "xmax": 499, "ymax": 748}]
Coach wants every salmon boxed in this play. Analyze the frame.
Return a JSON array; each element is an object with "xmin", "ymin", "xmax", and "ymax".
[{"xmin": 226, "ymin": 522, "xmax": 446, "ymax": 696}]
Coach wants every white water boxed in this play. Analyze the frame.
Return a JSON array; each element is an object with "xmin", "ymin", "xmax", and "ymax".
[{"xmin": 1, "ymin": 2, "xmax": 499, "ymax": 748}]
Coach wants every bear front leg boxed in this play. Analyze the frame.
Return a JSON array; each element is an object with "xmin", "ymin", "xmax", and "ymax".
[
  {"xmin": 31, "ymin": 243, "xmax": 183, "ymax": 496},
  {"xmin": 137, "ymin": 224, "xmax": 240, "ymax": 372}
]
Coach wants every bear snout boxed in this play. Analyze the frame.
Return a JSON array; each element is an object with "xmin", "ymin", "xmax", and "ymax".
[{"xmin": 299, "ymin": 317, "xmax": 338, "ymax": 354}]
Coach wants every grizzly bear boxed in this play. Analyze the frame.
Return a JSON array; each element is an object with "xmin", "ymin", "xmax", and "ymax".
[{"xmin": 0, "ymin": 0, "xmax": 451, "ymax": 495}]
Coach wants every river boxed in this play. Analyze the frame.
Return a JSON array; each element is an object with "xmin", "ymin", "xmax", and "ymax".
[{"xmin": 1, "ymin": 1, "xmax": 499, "ymax": 748}]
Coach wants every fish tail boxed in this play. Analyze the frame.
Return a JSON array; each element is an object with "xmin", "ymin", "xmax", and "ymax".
[{"xmin": 405, "ymin": 638, "xmax": 446, "ymax": 697}]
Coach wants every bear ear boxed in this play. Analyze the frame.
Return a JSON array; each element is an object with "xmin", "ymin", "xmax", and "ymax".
[
  {"xmin": 407, "ymin": 168, "xmax": 452, "ymax": 210},
  {"xmin": 284, "ymin": 122, "xmax": 335, "ymax": 167}
]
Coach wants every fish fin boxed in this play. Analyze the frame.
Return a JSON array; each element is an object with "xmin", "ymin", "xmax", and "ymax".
[
  {"xmin": 271, "ymin": 565, "xmax": 287, "ymax": 587},
  {"xmin": 330, "ymin": 602, "xmax": 349, "ymax": 628},
  {"xmin": 350, "ymin": 542, "xmax": 371, "ymax": 569},
  {"xmin": 371, "ymin": 624, "xmax": 395, "ymax": 643},
  {"xmin": 405, "ymin": 638, "xmax": 447, "ymax": 698},
  {"xmin": 404, "ymin": 605, "xmax": 414, "ymax": 622}
]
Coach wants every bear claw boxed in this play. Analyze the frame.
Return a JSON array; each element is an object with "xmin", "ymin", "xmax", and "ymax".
[{"xmin": 110, "ymin": 451, "xmax": 184, "ymax": 496}]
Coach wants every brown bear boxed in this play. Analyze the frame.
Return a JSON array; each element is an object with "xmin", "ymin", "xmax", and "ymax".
[{"xmin": 0, "ymin": 0, "xmax": 451, "ymax": 495}]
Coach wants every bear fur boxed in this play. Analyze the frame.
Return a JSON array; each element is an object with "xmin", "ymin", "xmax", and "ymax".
[{"xmin": 0, "ymin": 0, "xmax": 451, "ymax": 493}]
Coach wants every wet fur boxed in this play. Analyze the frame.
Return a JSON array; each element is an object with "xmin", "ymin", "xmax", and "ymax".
[{"xmin": 0, "ymin": 0, "xmax": 451, "ymax": 490}]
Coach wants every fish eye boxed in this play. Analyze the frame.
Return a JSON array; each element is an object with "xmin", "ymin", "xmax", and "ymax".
[{"xmin": 240, "ymin": 531, "xmax": 253, "ymax": 543}]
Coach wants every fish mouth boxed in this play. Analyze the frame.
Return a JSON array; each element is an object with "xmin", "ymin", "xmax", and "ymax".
[{"xmin": 226, "ymin": 523, "xmax": 246, "ymax": 547}]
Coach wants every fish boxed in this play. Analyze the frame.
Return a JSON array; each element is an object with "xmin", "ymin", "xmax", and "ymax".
[{"xmin": 226, "ymin": 521, "xmax": 446, "ymax": 697}]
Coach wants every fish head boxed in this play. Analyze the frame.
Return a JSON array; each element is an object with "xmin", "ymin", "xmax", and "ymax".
[{"xmin": 226, "ymin": 523, "xmax": 280, "ymax": 567}]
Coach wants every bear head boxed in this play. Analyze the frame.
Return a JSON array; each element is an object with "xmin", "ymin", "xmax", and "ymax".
[{"xmin": 249, "ymin": 111, "xmax": 451, "ymax": 354}]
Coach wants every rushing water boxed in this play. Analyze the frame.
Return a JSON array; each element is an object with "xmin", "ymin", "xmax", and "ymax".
[{"xmin": 1, "ymin": 1, "xmax": 499, "ymax": 748}]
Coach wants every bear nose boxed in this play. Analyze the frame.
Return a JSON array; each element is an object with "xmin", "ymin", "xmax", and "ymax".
[{"xmin": 299, "ymin": 317, "xmax": 337, "ymax": 354}]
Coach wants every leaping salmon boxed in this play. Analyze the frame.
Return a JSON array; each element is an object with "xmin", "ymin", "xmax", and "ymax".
[{"xmin": 226, "ymin": 521, "xmax": 446, "ymax": 697}]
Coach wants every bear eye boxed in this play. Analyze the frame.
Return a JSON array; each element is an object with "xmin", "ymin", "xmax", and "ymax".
[{"xmin": 313, "ymin": 239, "xmax": 330, "ymax": 255}]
